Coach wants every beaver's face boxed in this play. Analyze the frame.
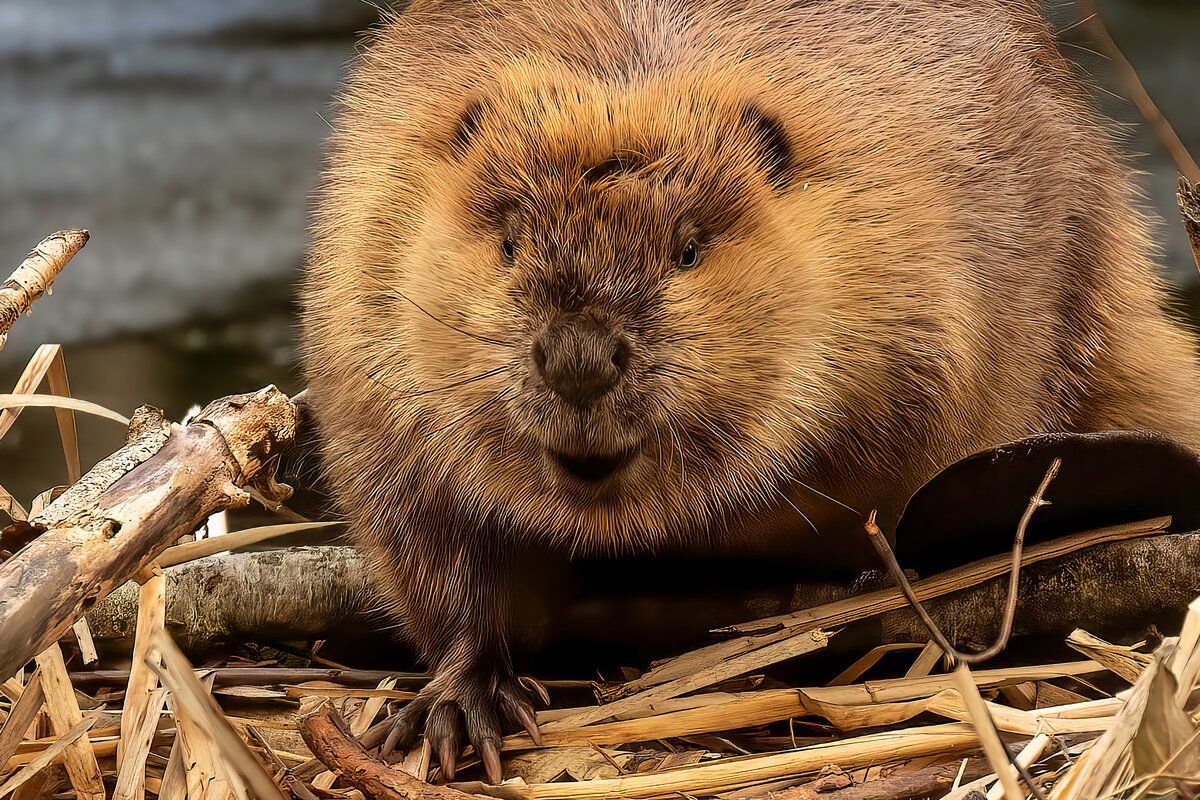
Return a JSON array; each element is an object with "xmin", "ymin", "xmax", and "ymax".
[{"xmin": 399, "ymin": 73, "xmax": 847, "ymax": 543}]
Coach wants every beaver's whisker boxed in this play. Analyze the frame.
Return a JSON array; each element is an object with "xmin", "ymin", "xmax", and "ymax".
[
  {"xmin": 368, "ymin": 365, "xmax": 510, "ymax": 398},
  {"xmin": 426, "ymin": 386, "xmax": 515, "ymax": 438},
  {"xmin": 364, "ymin": 285, "xmax": 513, "ymax": 348},
  {"xmin": 771, "ymin": 483, "xmax": 819, "ymax": 537},
  {"xmin": 789, "ymin": 477, "xmax": 860, "ymax": 516}
]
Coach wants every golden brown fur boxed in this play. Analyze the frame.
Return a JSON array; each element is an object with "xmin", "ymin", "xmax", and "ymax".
[{"xmin": 301, "ymin": 0, "xmax": 1200, "ymax": 773}]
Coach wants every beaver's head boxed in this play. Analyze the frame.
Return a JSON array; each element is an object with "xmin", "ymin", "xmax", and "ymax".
[
  {"xmin": 312, "ymin": 53, "xmax": 926, "ymax": 551},
  {"xmin": 348, "ymin": 63, "xmax": 887, "ymax": 549}
]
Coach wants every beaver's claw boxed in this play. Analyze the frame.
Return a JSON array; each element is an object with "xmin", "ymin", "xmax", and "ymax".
[{"xmin": 382, "ymin": 668, "xmax": 547, "ymax": 784}]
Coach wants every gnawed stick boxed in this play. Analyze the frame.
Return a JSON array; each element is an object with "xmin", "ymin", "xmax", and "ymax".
[
  {"xmin": 773, "ymin": 755, "xmax": 993, "ymax": 800},
  {"xmin": 0, "ymin": 230, "xmax": 89, "ymax": 351},
  {"xmin": 0, "ymin": 385, "xmax": 299, "ymax": 681},
  {"xmin": 300, "ymin": 700, "xmax": 471, "ymax": 800}
]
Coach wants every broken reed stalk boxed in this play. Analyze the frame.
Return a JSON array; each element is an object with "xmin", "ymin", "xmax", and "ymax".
[
  {"xmin": 0, "ymin": 230, "xmax": 89, "ymax": 351},
  {"xmin": 0, "ymin": 385, "xmax": 299, "ymax": 681},
  {"xmin": 1073, "ymin": 0, "xmax": 1199, "ymax": 183}
]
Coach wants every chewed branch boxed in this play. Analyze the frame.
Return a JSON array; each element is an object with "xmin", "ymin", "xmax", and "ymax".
[{"xmin": 0, "ymin": 230, "xmax": 89, "ymax": 350}]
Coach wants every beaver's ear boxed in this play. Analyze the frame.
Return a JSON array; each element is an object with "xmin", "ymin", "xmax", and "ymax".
[
  {"xmin": 449, "ymin": 98, "xmax": 488, "ymax": 159},
  {"xmin": 740, "ymin": 104, "xmax": 793, "ymax": 190}
]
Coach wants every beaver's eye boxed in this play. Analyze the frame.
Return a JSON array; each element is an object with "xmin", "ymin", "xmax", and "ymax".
[
  {"xmin": 501, "ymin": 236, "xmax": 516, "ymax": 263},
  {"xmin": 678, "ymin": 239, "xmax": 700, "ymax": 270}
]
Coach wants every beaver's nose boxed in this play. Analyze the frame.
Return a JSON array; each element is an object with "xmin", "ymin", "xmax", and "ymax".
[{"xmin": 533, "ymin": 315, "xmax": 630, "ymax": 406}]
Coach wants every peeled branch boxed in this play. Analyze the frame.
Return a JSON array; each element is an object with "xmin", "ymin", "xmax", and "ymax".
[
  {"xmin": 300, "ymin": 699, "xmax": 472, "ymax": 800},
  {"xmin": 0, "ymin": 229, "xmax": 89, "ymax": 350}
]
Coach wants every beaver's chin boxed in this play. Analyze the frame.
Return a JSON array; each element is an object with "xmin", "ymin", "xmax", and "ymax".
[{"xmin": 544, "ymin": 443, "xmax": 642, "ymax": 492}]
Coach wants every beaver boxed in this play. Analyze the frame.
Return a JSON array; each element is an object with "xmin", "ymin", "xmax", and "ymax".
[{"xmin": 301, "ymin": 0, "xmax": 1200, "ymax": 781}]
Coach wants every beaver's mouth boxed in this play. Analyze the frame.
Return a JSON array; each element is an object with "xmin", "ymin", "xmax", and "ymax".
[{"xmin": 548, "ymin": 445, "xmax": 639, "ymax": 483}]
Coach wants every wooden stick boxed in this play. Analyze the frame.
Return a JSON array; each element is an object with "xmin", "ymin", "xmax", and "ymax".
[
  {"xmin": 111, "ymin": 688, "xmax": 168, "ymax": 800},
  {"xmin": 0, "ymin": 230, "xmax": 89, "ymax": 351},
  {"xmin": 113, "ymin": 567, "xmax": 165, "ymax": 800},
  {"xmin": 0, "ymin": 711, "xmax": 100, "ymax": 798},
  {"xmin": 0, "ymin": 385, "xmax": 299, "ymax": 681},
  {"xmin": 0, "ymin": 671, "xmax": 43, "ymax": 770},
  {"xmin": 69, "ymin": 666, "xmax": 430, "ymax": 689},
  {"xmin": 31, "ymin": 644, "xmax": 104, "ymax": 800},
  {"xmin": 777, "ymin": 757, "xmax": 992, "ymax": 800},
  {"xmin": 464, "ymin": 724, "xmax": 981, "ymax": 800},
  {"xmin": 300, "ymin": 700, "xmax": 470, "ymax": 800}
]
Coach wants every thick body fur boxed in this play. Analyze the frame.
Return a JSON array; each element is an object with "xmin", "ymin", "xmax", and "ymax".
[{"xmin": 302, "ymin": 0, "xmax": 1200, "ymax": 774}]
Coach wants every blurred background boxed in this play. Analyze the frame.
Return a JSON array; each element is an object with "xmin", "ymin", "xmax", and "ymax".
[{"xmin": 0, "ymin": 0, "xmax": 1197, "ymax": 503}]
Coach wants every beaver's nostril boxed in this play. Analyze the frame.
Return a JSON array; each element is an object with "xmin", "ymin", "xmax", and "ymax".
[
  {"xmin": 611, "ymin": 337, "xmax": 631, "ymax": 374},
  {"xmin": 532, "ymin": 338, "xmax": 548, "ymax": 376},
  {"xmin": 534, "ymin": 316, "xmax": 630, "ymax": 406}
]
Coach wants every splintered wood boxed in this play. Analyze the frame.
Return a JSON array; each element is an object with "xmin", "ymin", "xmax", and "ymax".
[{"xmin": 0, "ymin": 384, "xmax": 299, "ymax": 681}]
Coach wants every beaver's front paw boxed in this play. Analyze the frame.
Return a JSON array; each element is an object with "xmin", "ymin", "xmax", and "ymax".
[{"xmin": 382, "ymin": 665, "xmax": 548, "ymax": 783}]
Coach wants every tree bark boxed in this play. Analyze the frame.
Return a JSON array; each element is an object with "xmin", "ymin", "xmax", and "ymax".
[
  {"xmin": 86, "ymin": 546, "xmax": 372, "ymax": 651},
  {"xmin": 0, "ymin": 385, "xmax": 298, "ymax": 681},
  {"xmin": 881, "ymin": 531, "xmax": 1200, "ymax": 648},
  {"xmin": 1180, "ymin": 176, "xmax": 1200, "ymax": 276}
]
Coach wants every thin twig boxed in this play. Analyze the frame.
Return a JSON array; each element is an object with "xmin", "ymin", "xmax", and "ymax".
[
  {"xmin": 1073, "ymin": 0, "xmax": 1199, "ymax": 182},
  {"xmin": 864, "ymin": 458, "xmax": 1061, "ymax": 800},
  {"xmin": 864, "ymin": 457, "xmax": 1060, "ymax": 665}
]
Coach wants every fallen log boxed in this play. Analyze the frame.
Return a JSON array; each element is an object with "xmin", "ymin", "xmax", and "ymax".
[
  {"xmin": 76, "ymin": 530, "xmax": 1200, "ymax": 669},
  {"xmin": 881, "ymin": 530, "xmax": 1200, "ymax": 647},
  {"xmin": 0, "ymin": 385, "xmax": 298, "ymax": 681},
  {"xmin": 86, "ymin": 546, "xmax": 372, "ymax": 652}
]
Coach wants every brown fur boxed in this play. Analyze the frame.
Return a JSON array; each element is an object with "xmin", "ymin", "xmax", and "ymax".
[{"xmin": 301, "ymin": 0, "xmax": 1200, "ymax": 769}]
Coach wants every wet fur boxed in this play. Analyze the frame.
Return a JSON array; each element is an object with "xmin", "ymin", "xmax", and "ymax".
[{"xmin": 302, "ymin": 0, "xmax": 1200, "ymax": 766}]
